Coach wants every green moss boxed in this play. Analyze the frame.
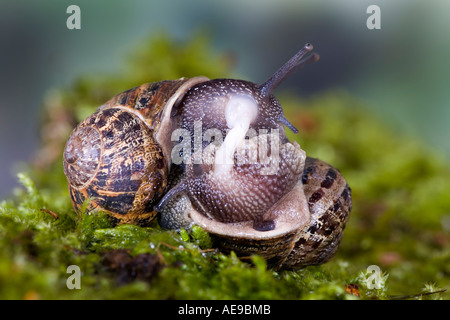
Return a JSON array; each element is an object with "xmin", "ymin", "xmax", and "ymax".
[{"xmin": 0, "ymin": 34, "xmax": 448, "ymax": 300}]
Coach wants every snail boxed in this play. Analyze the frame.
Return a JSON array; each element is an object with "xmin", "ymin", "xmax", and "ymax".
[
  {"xmin": 63, "ymin": 43, "xmax": 351, "ymax": 270},
  {"xmin": 63, "ymin": 77, "xmax": 208, "ymax": 225}
]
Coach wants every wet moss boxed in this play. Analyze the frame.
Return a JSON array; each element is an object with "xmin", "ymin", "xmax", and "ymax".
[{"xmin": 0, "ymin": 34, "xmax": 448, "ymax": 300}]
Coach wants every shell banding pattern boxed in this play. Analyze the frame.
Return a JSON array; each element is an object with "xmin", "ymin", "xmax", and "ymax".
[
  {"xmin": 63, "ymin": 79, "xmax": 206, "ymax": 225},
  {"xmin": 283, "ymin": 157, "xmax": 352, "ymax": 269}
]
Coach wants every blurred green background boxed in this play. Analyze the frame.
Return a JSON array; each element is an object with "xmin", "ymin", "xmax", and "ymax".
[{"xmin": 0, "ymin": 0, "xmax": 449, "ymax": 199}]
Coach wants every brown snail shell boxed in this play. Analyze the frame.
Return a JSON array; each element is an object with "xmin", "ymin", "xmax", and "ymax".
[
  {"xmin": 63, "ymin": 77, "xmax": 208, "ymax": 225},
  {"xmin": 283, "ymin": 157, "xmax": 352, "ymax": 269}
]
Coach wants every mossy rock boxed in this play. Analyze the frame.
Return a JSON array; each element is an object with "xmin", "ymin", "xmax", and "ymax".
[{"xmin": 0, "ymin": 34, "xmax": 448, "ymax": 300}]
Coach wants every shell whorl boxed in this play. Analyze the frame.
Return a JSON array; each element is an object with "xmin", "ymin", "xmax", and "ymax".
[
  {"xmin": 282, "ymin": 157, "xmax": 352, "ymax": 269},
  {"xmin": 64, "ymin": 106, "xmax": 166, "ymax": 225},
  {"xmin": 63, "ymin": 77, "xmax": 209, "ymax": 225}
]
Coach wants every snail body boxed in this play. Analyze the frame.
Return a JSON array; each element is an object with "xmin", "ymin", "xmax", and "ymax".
[
  {"xmin": 158, "ymin": 150, "xmax": 351, "ymax": 270},
  {"xmin": 63, "ymin": 43, "xmax": 352, "ymax": 269}
]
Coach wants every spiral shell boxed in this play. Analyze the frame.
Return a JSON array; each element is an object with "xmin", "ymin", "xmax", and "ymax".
[{"xmin": 63, "ymin": 77, "xmax": 208, "ymax": 225}]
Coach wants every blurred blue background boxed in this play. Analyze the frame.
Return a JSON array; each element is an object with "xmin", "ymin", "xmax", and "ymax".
[{"xmin": 1, "ymin": 0, "xmax": 449, "ymax": 199}]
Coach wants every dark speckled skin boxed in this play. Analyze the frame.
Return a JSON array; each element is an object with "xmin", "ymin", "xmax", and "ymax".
[
  {"xmin": 158, "ymin": 154, "xmax": 352, "ymax": 270},
  {"xmin": 196, "ymin": 156, "xmax": 352, "ymax": 270}
]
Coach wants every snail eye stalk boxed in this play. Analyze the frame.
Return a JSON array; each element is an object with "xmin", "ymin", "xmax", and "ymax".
[{"xmin": 259, "ymin": 43, "xmax": 320, "ymax": 97}]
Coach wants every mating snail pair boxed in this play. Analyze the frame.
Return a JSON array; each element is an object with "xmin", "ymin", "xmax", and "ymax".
[{"xmin": 63, "ymin": 43, "xmax": 352, "ymax": 270}]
